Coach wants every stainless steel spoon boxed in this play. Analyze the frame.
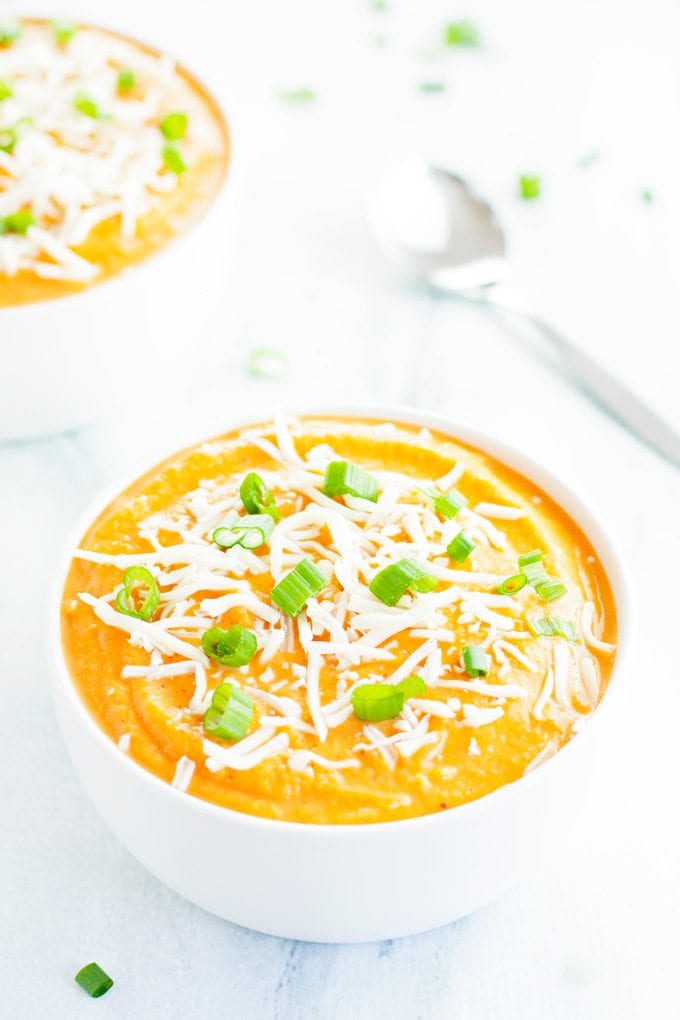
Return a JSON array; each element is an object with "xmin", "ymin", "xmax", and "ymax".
[{"xmin": 370, "ymin": 160, "xmax": 680, "ymax": 468}]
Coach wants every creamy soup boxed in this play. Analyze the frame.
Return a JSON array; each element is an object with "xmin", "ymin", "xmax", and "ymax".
[
  {"xmin": 61, "ymin": 417, "xmax": 617, "ymax": 824},
  {"xmin": 0, "ymin": 19, "xmax": 228, "ymax": 306}
]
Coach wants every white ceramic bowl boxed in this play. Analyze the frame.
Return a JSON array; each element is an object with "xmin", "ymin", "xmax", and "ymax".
[
  {"xmin": 0, "ymin": 52, "xmax": 237, "ymax": 442},
  {"xmin": 49, "ymin": 407, "xmax": 632, "ymax": 943}
]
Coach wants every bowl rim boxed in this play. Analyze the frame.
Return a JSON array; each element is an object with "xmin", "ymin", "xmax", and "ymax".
[
  {"xmin": 49, "ymin": 403, "xmax": 634, "ymax": 835},
  {"xmin": 0, "ymin": 16, "xmax": 232, "ymax": 315}
]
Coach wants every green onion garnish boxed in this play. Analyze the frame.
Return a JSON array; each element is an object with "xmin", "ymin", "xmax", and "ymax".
[
  {"xmin": 115, "ymin": 566, "xmax": 160, "ymax": 621},
  {"xmin": 351, "ymin": 673, "xmax": 427, "ymax": 722},
  {"xmin": 0, "ymin": 79, "xmax": 13, "ymax": 101},
  {"xmin": 213, "ymin": 513, "xmax": 275, "ymax": 550},
  {"xmin": 497, "ymin": 573, "xmax": 527, "ymax": 596},
  {"xmin": 446, "ymin": 531, "xmax": 474, "ymax": 564},
  {"xmin": 160, "ymin": 111, "xmax": 188, "ymax": 140},
  {"xmin": 0, "ymin": 209, "xmax": 35, "ymax": 235},
  {"xmin": 279, "ymin": 87, "xmax": 316, "ymax": 103},
  {"xmin": 162, "ymin": 144, "xmax": 186, "ymax": 175},
  {"xmin": 527, "ymin": 615, "xmax": 580, "ymax": 642},
  {"xmin": 73, "ymin": 92, "xmax": 107, "ymax": 120},
  {"xmin": 75, "ymin": 962, "xmax": 113, "ymax": 998},
  {"xmin": 246, "ymin": 346, "xmax": 287, "ymax": 379},
  {"xmin": 519, "ymin": 174, "xmax": 541, "ymax": 200},
  {"xmin": 203, "ymin": 682, "xmax": 254, "ymax": 740},
  {"xmin": 462, "ymin": 645, "xmax": 490, "ymax": 677},
  {"xmin": 535, "ymin": 579, "xmax": 567, "ymax": 602},
  {"xmin": 443, "ymin": 20, "xmax": 480, "ymax": 46},
  {"xmin": 518, "ymin": 549, "xmax": 548, "ymax": 587},
  {"xmin": 433, "ymin": 487, "xmax": 467, "ymax": 519},
  {"xmin": 117, "ymin": 68, "xmax": 136, "ymax": 93},
  {"xmin": 240, "ymin": 472, "xmax": 281, "ymax": 520},
  {"xmin": 270, "ymin": 557, "xmax": 327, "ymax": 617},
  {"xmin": 201, "ymin": 625, "xmax": 258, "ymax": 667},
  {"xmin": 52, "ymin": 20, "xmax": 77, "ymax": 45},
  {"xmin": 395, "ymin": 674, "xmax": 427, "ymax": 700},
  {"xmin": 322, "ymin": 461, "xmax": 379, "ymax": 503},
  {"xmin": 369, "ymin": 558, "xmax": 438, "ymax": 607},
  {"xmin": 0, "ymin": 23, "xmax": 21, "ymax": 46}
]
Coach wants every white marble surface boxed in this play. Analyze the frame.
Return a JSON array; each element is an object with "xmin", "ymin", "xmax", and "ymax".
[{"xmin": 2, "ymin": 1, "xmax": 679, "ymax": 1016}]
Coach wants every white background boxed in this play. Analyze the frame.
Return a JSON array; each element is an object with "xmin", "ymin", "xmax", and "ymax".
[{"xmin": 1, "ymin": 1, "xmax": 679, "ymax": 1017}]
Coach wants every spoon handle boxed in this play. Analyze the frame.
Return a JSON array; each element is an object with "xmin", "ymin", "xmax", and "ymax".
[{"xmin": 488, "ymin": 291, "xmax": 680, "ymax": 469}]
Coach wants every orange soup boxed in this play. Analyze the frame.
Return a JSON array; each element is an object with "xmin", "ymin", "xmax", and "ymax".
[
  {"xmin": 0, "ymin": 19, "xmax": 228, "ymax": 306},
  {"xmin": 61, "ymin": 417, "xmax": 617, "ymax": 824}
]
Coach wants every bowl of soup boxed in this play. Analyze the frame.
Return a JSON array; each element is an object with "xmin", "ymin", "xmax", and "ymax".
[
  {"xmin": 0, "ymin": 18, "xmax": 231, "ymax": 439},
  {"xmin": 51, "ymin": 409, "xmax": 630, "ymax": 941}
]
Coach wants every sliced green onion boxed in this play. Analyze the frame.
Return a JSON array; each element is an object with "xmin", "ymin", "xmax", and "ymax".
[
  {"xmin": 73, "ymin": 92, "xmax": 108, "ymax": 120},
  {"xmin": 0, "ymin": 23, "xmax": 21, "ymax": 46},
  {"xmin": 279, "ymin": 87, "xmax": 316, "ymax": 103},
  {"xmin": 246, "ymin": 346, "xmax": 287, "ymax": 379},
  {"xmin": 446, "ymin": 531, "xmax": 474, "ymax": 564},
  {"xmin": 240, "ymin": 472, "xmax": 281, "ymax": 520},
  {"xmin": 518, "ymin": 549, "xmax": 548, "ymax": 587},
  {"xmin": 160, "ymin": 111, "xmax": 188, "ymax": 140},
  {"xmin": 270, "ymin": 557, "xmax": 327, "ymax": 617},
  {"xmin": 203, "ymin": 682, "xmax": 254, "ymax": 740},
  {"xmin": 394, "ymin": 674, "xmax": 427, "ymax": 700},
  {"xmin": 443, "ymin": 20, "xmax": 480, "ymax": 46},
  {"xmin": 433, "ymin": 487, "xmax": 467, "ymax": 519},
  {"xmin": 52, "ymin": 20, "xmax": 77, "ymax": 45},
  {"xmin": 527, "ymin": 615, "xmax": 581, "ymax": 642},
  {"xmin": 213, "ymin": 513, "xmax": 275, "ymax": 550},
  {"xmin": 462, "ymin": 644, "xmax": 490, "ymax": 677},
  {"xmin": 369, "ymin": 558, "xmax": 438, "ymax": 606},
  {"xmin": 115, "ymin": 566, "xmax": 160, "ymax": 621},
  {"xmin": 0, "ymin": 209, "xmax": 35, "ymax": 235},
  {"xmin": 75, "ymin": 962, "xmax": 113, "ymax": 998},
  {"xmin": 117, "ymin": 68, "xmax": 136, "ymax": 93},
  {"xmin": 201, "ymin": 625, "xmax": 257, "ymax": 667},
  {"xmin": 535, "ymin": 579, "xmax": 567, "ymax": 602},
  {"xmin": 497, "ymin": 573, "xmax": 527, "ymax": 596},
  {"xmin": 162, "ymin": 143, "xmax": 186, "ymax": 175},
  {"xmin": 351, "ymin": 683, "xmax": 404, "ymax": 722},
  {"xmin": 518, "ymin": 549, "xmax": 542, "ymax": 567},
  {"xmin": 0, "ymin": 79, "xmax": 13, "ymax": 101},
  {"xmin": 519, "ymin": 174, "xmax": 541, "ymax": 200},
  {"xmin": 322, "ymin": 461, "xmax": 379, "ymax": 503}
]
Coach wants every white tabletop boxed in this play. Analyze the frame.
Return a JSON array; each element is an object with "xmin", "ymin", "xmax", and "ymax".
[{"xmin": 2, "ymin": 1, "xmax": 679, "ymax": 1017}]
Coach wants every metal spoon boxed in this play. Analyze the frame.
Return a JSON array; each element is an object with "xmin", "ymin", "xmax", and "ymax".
[{"xmin": 370, "ymin": 160, "xmax": 680, "ymax": 468}]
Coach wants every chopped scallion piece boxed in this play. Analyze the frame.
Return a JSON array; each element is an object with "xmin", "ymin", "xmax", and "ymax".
[
  {"xmin": 518, "ymin": 548, "xmax": 548, "ymax": 587},
  {"xmin": 462, "ymin": 644, "xmax": 490, "ymax": 677},
  {"xmin": 394, "ymin": 674, "xmax": 427, "ymax": 700},
  {"xmin": 162, "ymin": 143, "xmax": 186, "ymax": 175},
  {"xmin": 352, "ymin": 683, "xmax": 404, "ymax": 722},
  {"xmin": 0, "ymin": 209, "xmax": 35, "ymax": 235},
  {"xmin": 369, "ymin": 558, "xmax": 438, "ymax": 607},
  {"xmin": 323, "ymin": 461, "xmax": 380, "ymax": 502},
  {"xmin": 446, "ymin": 531, "xmax": 474, "ymax": 564},
  {"xmin": 115, "ymin": 566, "xmax": 159, "ymax": 621},
  {"xmin": 433, "ymin": 487, "xmax": 467, "ymax": 519},
  {"xmin": 213, "ymin": 513, "xmax": 275, "ymax": 550},
  {"xmin": 160, "ymin": 111, "xmax": 188, "ymax": 140},
  {"xmin": 270, "ymin": 557, "xmax": 327, "ymax": 617},
  {"xmin": 519, "ymin": 174, "xmax": 541, "ymax": 200},
  {"xmin": 117, "ymin": 68, "xmax": 136, "ymax": 93},
  {"xmin": 73, "ymin": 92, "xmax": 107, "ymax": 120},
  {"xmin": 497, "ymin": 573, "xmax": 527, "ymax": 596},
  {"xmin": 0, "ymin": 23, "xmax": 21, "ymax": 46},
  {"xmin": 240, "ymin": 472, "xmax": 281, "ymax": 520},
  {"xmin": 203, "ymin": 682, "xmax": 254, "ymax": 740},
  {"xmin": 52, "ymin": 20, "xmax": 77, "ymax": 45},
  {"xmin": 246, "ymin": 346, "xmax": 287, "ymax": 379},
  {"xmin": 75, "ymin": 962, "xmax": 113, "ymax": 998},
  {"xmin": 443, "ymin": 20, "xmax": 480, "ymax": 46},
  {"xmin": 0, "ymin": 79, "xmax": 13, "ymax": 101},
  {"xmin": 535, "ymin": 579, "xmax": 567, "ymax": 602},
  {"xmin": 527, "ymin": 615, "xmax": 581, "ymax": 642},
  {"xmin": 201, "ymin": 625, "xmax": 258, "ymax": 667}
]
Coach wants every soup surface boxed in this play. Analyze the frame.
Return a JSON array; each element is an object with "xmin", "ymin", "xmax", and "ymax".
[
  {"xmin": 0, "ymin": 19, "xmax": 228, "ymax": 306},
  {"xmin": 61, "ymin": 417, "xmax": 617, "ymax": 824}
]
